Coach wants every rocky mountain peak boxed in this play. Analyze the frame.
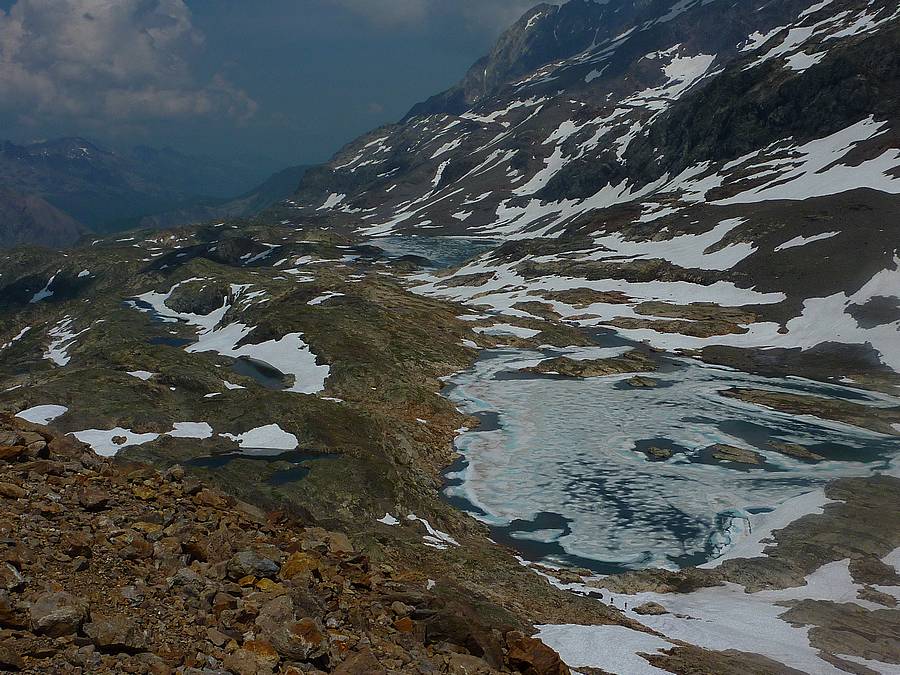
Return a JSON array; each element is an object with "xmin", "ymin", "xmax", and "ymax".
[{"xmin": 405, "ymin": 0, "xmax": 615, "ymax": 119}]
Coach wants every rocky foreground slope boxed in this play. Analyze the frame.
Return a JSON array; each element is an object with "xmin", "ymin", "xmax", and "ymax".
[
  {"xmin": 1, "ymin": 0, "xmax": 899, "ymax": 672},
  {"xmin": 0, "ymin": 413, "xmax": 574, "ymax": 674}
]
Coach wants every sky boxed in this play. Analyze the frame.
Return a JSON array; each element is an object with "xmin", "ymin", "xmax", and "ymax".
[{"xmin": 0, "ymin": 0, "xmax": 552, "ymax": 174}]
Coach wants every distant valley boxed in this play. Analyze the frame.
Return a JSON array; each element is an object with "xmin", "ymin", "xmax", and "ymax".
[{"xmin": 0, "ymin": 137, "xmax": 310, "ymax": 247}]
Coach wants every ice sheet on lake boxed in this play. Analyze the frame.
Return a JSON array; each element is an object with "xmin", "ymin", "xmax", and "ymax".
[{"xmin": 444, "ymin": 348, "xmax": 900, "ymax": 569}]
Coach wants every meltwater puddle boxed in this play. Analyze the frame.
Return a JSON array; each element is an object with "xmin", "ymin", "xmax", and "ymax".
[{"xmin": 441, "ymin": 344, "xmax": 900, "ymax": 574}]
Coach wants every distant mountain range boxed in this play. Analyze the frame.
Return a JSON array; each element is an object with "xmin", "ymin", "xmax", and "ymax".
[
  {"xmin": 0, "ymin": 137, "xmax": 310, "ymax": 248},
  {"xmin": 0, "ymin": 188, "xmax": 86, "ymax": 249}
]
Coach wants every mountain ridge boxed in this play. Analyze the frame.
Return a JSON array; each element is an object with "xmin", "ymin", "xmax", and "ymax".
[{"xmin": 288, "ymin": 0, "xmax": 900, "ymax": 375}]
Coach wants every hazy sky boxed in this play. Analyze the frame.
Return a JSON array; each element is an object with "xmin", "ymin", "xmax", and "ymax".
[{"xmin": 0, "ymin": 0, "xmax": 549, "ymax": 172}]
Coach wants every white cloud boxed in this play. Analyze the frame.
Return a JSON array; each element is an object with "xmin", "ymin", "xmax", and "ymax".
[{"xmin": 0, "ymin": 0, "xmax": 257, "ymax": 124}]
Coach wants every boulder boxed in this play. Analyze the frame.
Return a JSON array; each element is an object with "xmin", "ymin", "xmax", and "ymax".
[
  {"xmin": 227, "ymin": 551, "xmax": 280, "ymax": 580},
  {"xmin": 29, "ymin": 591, "xmax": 88, "ymax": 637},
  {"xmin": 333, "ymin": 648, "xmax": 385, "ymax": 674},
  {"xmin": 255, "ymin": 595, "xmax": 294, "ymax": 635},
  {"xmin": 0, "ymin": 483, "xmax": 25, "ymax": 499},
  {"xmin": 279, "ymin": 551, "xmax": 319, "ymax": 580},
  {"xmin": 270, "ymin": 618, "xmax": 330, "ymax": 663},
  {"xmin": 506, "ymin": 636, "xmax": 571, "ymax": 675},
  {"xmin": 78, "ymin": 488, "xmax": 110, "ymax": 511},
  {"xmin": 0, "ymin": 446, "xmax": 26, "ymax": 462},
  {"xmin": 84, "ymin": 614, "xmax": 149, "ymax": 653},
  {"xmin": 448, "ymin": 653, "xmax": 494, "ymax": 674},
  {"xmin": 0, "ymin": 563, "xmax": 25, "ymax": 592},
  {"xmin": 0, "ymin": 642, "xmax": 23, "ymax": 671},
  {"xmin": 634, "ymin": 601, "xmax": 669, "ymax": 615}
]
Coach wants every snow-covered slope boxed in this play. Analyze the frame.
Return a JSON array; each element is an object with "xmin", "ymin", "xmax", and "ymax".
[{"xmin": 291, "ymin": 0, "xmax": 900, "ymax": 377}]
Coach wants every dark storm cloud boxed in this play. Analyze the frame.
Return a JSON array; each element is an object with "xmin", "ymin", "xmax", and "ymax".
[
  {"xmin": 332, "ymin": 0, "xmax": 559, "ymax": 30},
  {"xmin": 0, "ymin": 0, "xmax": 563, "ymax": 169}
]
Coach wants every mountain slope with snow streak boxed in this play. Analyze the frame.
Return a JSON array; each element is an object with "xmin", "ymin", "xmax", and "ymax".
[{"xmin": 290, "ymin": 0, "xmax": 900, "ymax": 381}]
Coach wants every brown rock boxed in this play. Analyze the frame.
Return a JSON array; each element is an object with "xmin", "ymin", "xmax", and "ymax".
[
  {"xmin": 333, "ymin": 648, "xmax": 385, "ymax": 675},
  {"xmin": 29, "ymin": 591, "xmax": 88, "ymax": 637},
  {"xmin": 78, "ymin": 488, "xmax": 110, "ymax": 511},
  {"xmin": 0, "ymin": 590, "xmax": 24, "ymax": 628},
  {"xmin": 448, "ymin": 653, "xmax": 494, "ymax": 674},
  {"xmin": 634, "ymin": 601, "xmax": 669, "ymax": 615},
  {"xmin": 84, "ymin": 614, "xmax": 149, "ymax": 653},
  {"xmin": 193, "ymin": 489, "xmax": 228, "ymax": 509},
  {"xmin": 425, "ymin": 605, "xmax": 506, "ymax": 668},
  {"xmin": 212, "ymin": 591, "xmax": 237, "ymax": 615},
  {"xmin": 0, "ymin": 642, "xmax": 23, "ymax": 671},
  {"xmin": 182, "ymin": 539, "xmax": 208, "ymax": 563},
  {"xmin": 242, "ymin": 640, "xmax": 279, "ymax": 668},
  {"xmin": 62, "ymin": 532, "xmax": 93, "ymax": 558},
  {"xmin": 0, "ymin": 483, "xmax": 25, "ymax": 499},
  {"xmin": 324, "ymin": 531, "xmax": 354, "ymax": 554},
  {"xmin": 224, "ymin": 647, "xmax": 276, "ymax": 675},
  {"xmin": 0, "ymin": 446, "xmax": 26, "ymax": 461},
  {"xmin": 206, "ymin": 627, "xmax": 230, "ymax": 647},
  {"xmin": 133, "ymin": 521, "xmax": 163, "ymax": 535},
  {"xmin": 0, "ymin": 563, "xmax": 24, "ymax": 592},
  {"xmin": 115, "ymin": 531, "xmax": 153, "ymax": 560},
  {"xmin": 17, "ymin": 432, "xmax": 43, "ymax": 445},
  {"xmin": 271, "ymin": 618, "xmax": 329, "ymax": 662},
  {"xmin": 255, "ymin": 595, "xmax": 294, "ymax": 635},
  {"xmin": 131, "ymin": 485, "xmax": 156, "ymax": 501},
  {"xmin": 25, "ymin": 440, "xmax": 48, "ymax": 458},
  {"xmin": 394, "ymin": 616, "xmax": 415, "ymax": 633},
  {"xmin": 506, "ymin": 636, "xmax": 571, "ymax": 675},
  {"xmin": 279, "ymin": 551, "xmax": 318, "ymax": 580}
]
